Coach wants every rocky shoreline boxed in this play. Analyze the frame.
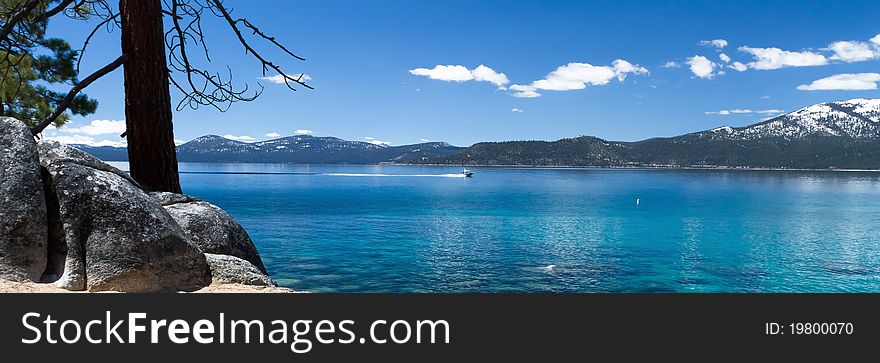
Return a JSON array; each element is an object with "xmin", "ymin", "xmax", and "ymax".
[{"xmin": 1, "ymin": 117, "xmax": 282, "ymax": 293}]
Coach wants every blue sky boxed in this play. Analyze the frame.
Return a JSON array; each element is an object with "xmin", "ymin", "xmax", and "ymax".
[{"xmin": 41, "ymin": 0, "xmax": 880, "ymax": 147}]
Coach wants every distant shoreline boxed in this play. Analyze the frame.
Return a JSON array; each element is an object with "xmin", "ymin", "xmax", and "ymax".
[
  {"xmin": 387, "ymin": 163, "xmax": 880, "ymax": 173},
  {"xmin": 101, "ymin": 159, "xmax": 880, "ymax": 173}
]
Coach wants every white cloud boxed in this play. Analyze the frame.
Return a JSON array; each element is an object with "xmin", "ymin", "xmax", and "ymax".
[
  {"xmin": 686, "ymin": 56, "xmax": 719, "ymax": 79},
  {"xmin": 509, "ymin": 59, "xmax": 647, "ymax": 98},
  {"xmin": 223, "ymin": 135, "xmax": 256, "ymax": 142},
  {"xmin": 662, "ymin": 61, "xmax": 681, "ymax": 68},
  {"xmin": 43, "ymin": 134, "xmax": 126, "ymax": 148},
  {"xmin": 409, "ymin": 64, "xmax": 509, "ymax": 88},
  {"xmin": 826, "ymin": 41, "xmax": 879, "ymax": 62},
  {"xmin": 699, "ymin": 39, "xmax": 728, "ymax": 49},
  {"xmin": 265, "ymin": 132, "xmax": 281, "ymax": 138},
  {"xmin": 60, "ymin": 119, "xmax": 126, "ymax": 136},
  {"xmin": 691, "ymin": 34, "xmax": 880, "ymax": 74},
  {"xmin": 511, "ymin": 108, "xmax": 524, "ymax": 113},
  {"xmin": 729, "ymin": 61, "xmax": 748, "ymax": 72},
  {"xmin": 294, "ymin": 129, "xmax": 314, "ymax": 135},
  {"xmin": 364, "ymin": 137, "xmax": 391, "ymax": 146},
  {"xmin": 761, "ymin": 95, "xmax": 771, "ymax": 99},
  {"xmin": 528, "ymin": 63, "xmax": 613, "ymax": 90},
  {"xmin": 420, "ymin": 138, "xmax": 430, "ymax": 142},
  {"xmin": 610, "ymin": 59, "xmax": 650, "ymax": 81},
  {"xmin": 410, "ymin": 65, "xmax": 473, "ymax": 82},
  {"xmin": 796, "ymin": 73, "xmax": 880, "ymax": 91},
  {"xmin": 470, "ymin": 65, "xmax": 510, "ymax": 87},
  {"xmin": 705, "ymin": 109, "xmax": 784, "ymax": 115},
  {"xmin": 738, "ymin": 46, "xmax": 828, "ymax": 70},
  {"xmin": 705, "ymin": 109, "xmax": 751, "ymax": 115},
  {"xmin": 509, "ymin": 84, "xmax": 541, "ymax": 98},
  {"xmin": 260, "ymin": 73, "xmax": 312, "ymax": 84}
]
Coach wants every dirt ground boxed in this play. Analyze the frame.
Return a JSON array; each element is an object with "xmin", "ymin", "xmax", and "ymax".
[{"xmin": 0, "ymin": 278, "xmax": 296, "ymax": 293}]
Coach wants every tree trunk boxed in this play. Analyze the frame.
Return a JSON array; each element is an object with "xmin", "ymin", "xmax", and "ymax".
[{"xmin": 120, "ymin": 0, "xmax": 181, "ymax": 193}]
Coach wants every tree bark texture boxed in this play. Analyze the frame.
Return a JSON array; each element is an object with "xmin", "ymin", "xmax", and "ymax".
[{"xmin": 120, "ymin": 0, "xmax": 182, "ymax": 193}]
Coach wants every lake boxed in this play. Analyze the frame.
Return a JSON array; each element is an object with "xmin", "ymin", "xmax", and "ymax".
[{"xmin": 111, "ymin": 163, "xmax": 880, "ymax": 292}]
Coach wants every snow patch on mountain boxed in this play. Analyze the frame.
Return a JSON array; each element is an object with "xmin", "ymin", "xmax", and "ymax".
[{"xmin": 704, "ymin": 98, "xmax": 880, "ymax": 140}]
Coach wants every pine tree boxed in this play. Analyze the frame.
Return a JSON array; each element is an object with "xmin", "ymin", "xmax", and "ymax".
[{"xmin": 0, "ymin": 0, "xmax": 97, "ymax": 127}]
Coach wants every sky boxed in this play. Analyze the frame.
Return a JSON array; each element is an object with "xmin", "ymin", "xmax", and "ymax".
[{"xmin": 40, "ymin": 0, "xmax": 880, "ymax": 148}]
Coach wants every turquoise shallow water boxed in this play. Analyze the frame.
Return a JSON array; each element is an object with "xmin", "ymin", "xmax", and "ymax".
[{"xmin": 114, "ymin": 163, "xmax": 880, "ymax": 292}]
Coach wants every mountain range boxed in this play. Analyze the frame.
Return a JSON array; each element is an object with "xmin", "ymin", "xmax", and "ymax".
[
  {"xmin": 76, "ymin": 134, "xmax": 465, "ymax": 164},
  {"xmin": 423, "ymin": 98, "xmax": 880, "ymax": 169},
  {"xmin": 73, "ymin": 98, "xmax": 880, "ymax": 169}
]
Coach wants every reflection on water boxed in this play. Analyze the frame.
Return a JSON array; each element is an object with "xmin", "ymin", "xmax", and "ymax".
[{"xmin": 111, "ymin": 162, "xmax": 880, "ymax": 292}]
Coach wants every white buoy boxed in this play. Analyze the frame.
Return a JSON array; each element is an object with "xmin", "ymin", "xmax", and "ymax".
[{"xmin": 636, "ymin": 198, "xmax": 640, "ymax": 206}]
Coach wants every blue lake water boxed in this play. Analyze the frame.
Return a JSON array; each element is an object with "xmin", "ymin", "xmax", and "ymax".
[{"xmin": 112, "ymin": 163, "xmax": 880, "ymax": 292}]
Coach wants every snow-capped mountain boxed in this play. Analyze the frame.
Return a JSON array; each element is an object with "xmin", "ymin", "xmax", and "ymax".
[
  {"xmin": 173, "ymin": 134, "xmax": 462, "ymax": 163},
  {"xmin": 75, "ymin": 134, "xmax": 464, "ymax": 164},
  {"xmin": 176, "ymin": 134, "xmax": 386, "ymax": 155},
  {"xmin": 252, "ymin": 135, "xmax": 386, "ymax": 152},
  {"xmin": 432, "ymin": 99, "xmax": 880, "ymax": 169},
  {"xmin": 178, "ymin": 134, "xmax": 262, "ymax": 153},
  {"xmin": 706, "ymin": 98, "xmax": 880, "ymax": 140}
]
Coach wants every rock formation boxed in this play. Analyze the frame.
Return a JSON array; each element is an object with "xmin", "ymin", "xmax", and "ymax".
[
  {"xmin": 151, "ymin": 192, "xmax": 268, "ymax": 274},
  {"xmin": 0, "ymin": 117, "xmax": 48, "ymax": 281},
  {"xmin": 0, "ymin": 118, "xmax": 275, "ymax": 292},
  {"xmin": 38, "ymin": 141, "xmax": 209, "ymax": 291},
  {"xmin": 204, "ymin": 253, "xmax": 276, "ymax": 287}
]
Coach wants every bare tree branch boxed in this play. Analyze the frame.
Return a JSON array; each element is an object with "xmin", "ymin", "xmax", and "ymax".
[
  {"xmin": 31, "ymin": 54, "xmax": 128, "ymax": 134},
  {"xmin": 207, "ymin": 0, "xmax": 312, "ymax": 91},
  {"xmin": 166, "ymin": 0, "xmax": 254, "ymax": 111},
  {"xmin": 158, "ymin": 0, "xmax": 310, "ymax": 113},
  {"xmin": 76, "ymin": 12, "xmax": 119, "ymax": 71}
]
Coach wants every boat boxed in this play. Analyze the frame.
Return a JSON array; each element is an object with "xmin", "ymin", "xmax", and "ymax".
[{"xmin": 460, "ymin": 168, "xmax": 474, "ymax": 177}]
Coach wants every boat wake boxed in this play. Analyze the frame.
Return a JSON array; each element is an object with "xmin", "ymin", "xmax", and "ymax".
[
  {"xmin": 540, "ymin": 264, "xmax": 558, "ymax": 273},
  {"xmin": 323, "ymin": 173, "xmax": 467, "ymax": 178}
]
